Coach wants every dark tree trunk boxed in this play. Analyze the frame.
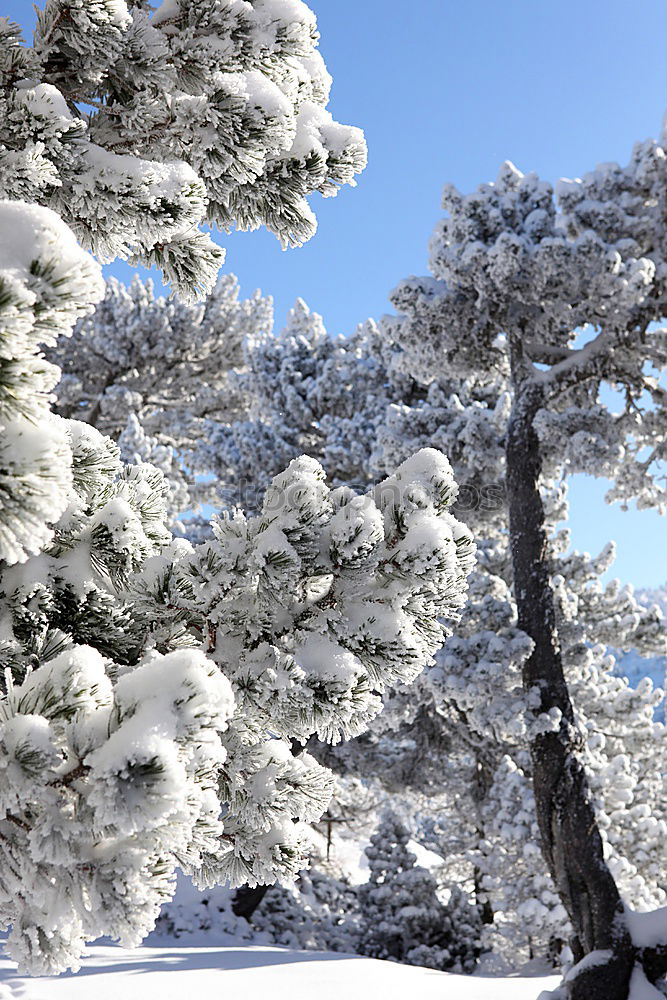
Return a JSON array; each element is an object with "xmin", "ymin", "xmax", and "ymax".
[
  {"xmin": 231, "ymin": 883, "xmax": 271, "ymax": 921},
  {"xmin": 474, "ymin": 866, "xmax": 494, "ymax": 927},
  {"xmin": 472, "ymin": 753, "xmax": 495, "ymax": 926},
  {"xmin": 505, "ymin": 377, "xmax": 636, "ymax": 1000}
]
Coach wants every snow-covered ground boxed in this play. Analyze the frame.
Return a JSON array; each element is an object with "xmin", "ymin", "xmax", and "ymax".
[{"xmin": 0, "ymin": 944, "xmax": 560, "ymax": 1000}]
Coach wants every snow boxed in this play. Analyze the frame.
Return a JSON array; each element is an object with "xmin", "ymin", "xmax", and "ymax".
[
  {"xmin": 113, "ymin": 649, "xmax": 235, "ymax": 736},
  {"xmin": 243, "ymin": 69, "xmax": 293, "ymax": 119},
  {"xmin": 408, "ymin": 838, "xmax": 448, "ymax": 871},
  {"xmin": 14, "ymin": 83, "xmax": 77, "ymax": 124},
  {"xmin": 0, "ymin": 202, "xmax": 100, "ymax": 290},
  {"xmin": 563, "ymin": 948, "xmax": 612, "ymax": 982},
  {"xmin": 629, "ymin": 965, "xmax": 666, "ymax": 1000},
  {"xmin": 627, "ymin": 904, "xmax": 667, "ymax": 948},
  {"xmin": 151, "ymin": 0, "xmax": 180, "ymax": 24},
  {"xmin": 0, "ymin": 714, "xmax": 56, "ymax": 765},
  {"xmin": 82, "ymin": 143, "xmax": 201, "ymax": 204},
  {"xmin": 0, "ymin": 943, "xmax": 561, "ymax": 1000},
  {"xmin": 294, "ymin": 634, "xmax": 363, "ymax": 683}
]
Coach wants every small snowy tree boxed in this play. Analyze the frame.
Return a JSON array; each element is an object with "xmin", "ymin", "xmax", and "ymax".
[
  {"xmin": 250, "ymin": 868, "xmax": 361, "ymax": 953},
  {"xmin": 199, "ymin": 299, "xmax": 405, "ymax": 509},
  {"xmin": 357, "ymin": 812, "xmax": 479, "ymax": 972}
]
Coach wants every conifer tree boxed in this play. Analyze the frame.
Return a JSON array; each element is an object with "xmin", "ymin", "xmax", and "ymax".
[
  {"xmin": 0, "ymin": 198, "xmax": 236, "ymax": 974},
  {"xmin": 249, "ymin": 868, "xmax": 362, "ymax": 954},
  {"xmin": 0, "ymin": 0, "xmax": 478, "ymax": 977},
  {"xmin": 200, "ymin": 300, "xmax": 417, "ymax": 508},
  {"xmin": 357, "ymin": 811, "xmax": 479, "ymax": 972},
  {"xmin": 384, "ymin": 151, "xmax": 667, "ymax": 997},
  {"xmin": 213, "ymin": 254, "xmax": 667, "ymax": 978},
  {"xmin": 0, "ymin": 0, "xmax": 367, "ymax": 298},
  {"xmin": 50, "ymin": 273, "xmax": 273, "ymax": 518}
]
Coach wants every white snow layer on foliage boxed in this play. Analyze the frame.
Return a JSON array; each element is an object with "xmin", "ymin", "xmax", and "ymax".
[
  {"xmin": 0, "ymin": 0, "xmax": 368, "ymax": 297},
  {"xmin": 0, "ymin": 197, "xmax": 475, "ymax": 977},
  {"xmin": 0, "ymin": 201, "xmax": 97, "ymax": 286},
  {"xmin": 0, "ymin": 645, "xmax": 234, "ymax": 975},
  {"xmin": 0, "ymin": 201, "xmax": 104, "ymax": 564}
]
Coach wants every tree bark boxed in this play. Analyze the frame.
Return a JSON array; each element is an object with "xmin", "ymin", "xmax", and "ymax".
[
  {"xmin": 505, "ymin": 376, "xmax": 636, "ymax": 1000},
  {"xmin": 231, "ymin": 883, "xmax": 271, "ymax": 921}
]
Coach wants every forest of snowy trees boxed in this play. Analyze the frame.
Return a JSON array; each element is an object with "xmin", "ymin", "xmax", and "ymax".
[{"xmin": 0, "ymin": 3, "xmax": 666, "ymax": 1000}]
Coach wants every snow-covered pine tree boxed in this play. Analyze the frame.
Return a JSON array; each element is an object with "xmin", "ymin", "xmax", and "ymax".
[
  {"xmin": 0, "ymin": 1, "xmax": 480, "ymax": 978},
  {"xmin": 373, "ymin": 397, "xmax": 667, "ymax": 968},
  {"xmin": 249, "ymin": 868, "xmax": 361, "ymax": 953},
  {"xmin": 1, "ymin": 0, "xmax": 367, "ymax": 299},
  {"xmin": 0, "ymin": 198, "xmax": 237, "ymax": 975},
  {"xmin": 49, "ymin": 273, "xmax": 273, "ymax": 519},
  {"xmin": 357, "ymin": 811, "xmax": 479, "ymax": 972},
  {"xmin": 199, "ymin": 298, "xmax": 406, "ymax": 509},
  {"xmin": 383, "ymin": 148, "xmax": 667, "ymax": 997},
  {"xmin": 127, "ymin": 448, "xmax": 475, "ymax": 890},
  {"xmin": 209, "ymin": 262, "xmax": 667, "ymax": 973}
]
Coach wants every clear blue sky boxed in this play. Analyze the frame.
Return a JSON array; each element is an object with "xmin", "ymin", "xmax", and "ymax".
[{"xmin": 8, "ymin": 0, "xmax": 667, "ymax": 588}]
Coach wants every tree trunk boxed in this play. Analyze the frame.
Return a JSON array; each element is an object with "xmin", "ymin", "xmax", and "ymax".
[
  {"xmin": 231, "ymin": 883, "xmax": 270, "ymax": 921},
  {"xmin": 472, "ymin": 753, "xmax": 495, "ymax": 926},
  {"xmin": 505, "ymin": 378, "xmax": 635, "ymax": 1000}
]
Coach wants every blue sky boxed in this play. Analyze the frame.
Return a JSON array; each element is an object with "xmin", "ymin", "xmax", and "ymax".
[{"xmin": 8, "ymin": 0, "xmax": 667, "ymax": 587}]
